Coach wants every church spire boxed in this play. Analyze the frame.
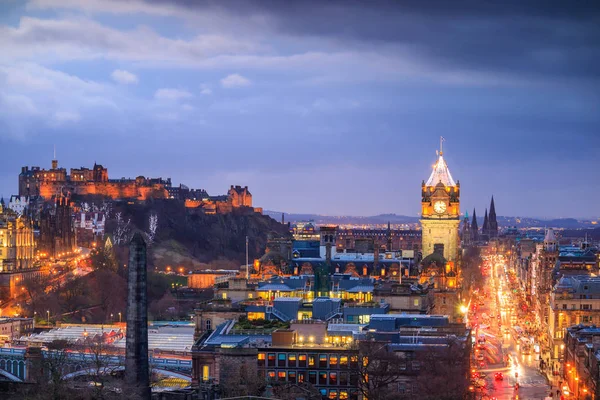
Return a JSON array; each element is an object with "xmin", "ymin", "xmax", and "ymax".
[
  {"xmin": 471, "ymin": 208, "xmax": 479, "ymax": 242},
  {"xmin": 482, "ymin": 208, "xmax": 489, "ymax": 235},
  {"xmin": 488, "ymin": 196, "xmax": 498, "ymax": 238}
]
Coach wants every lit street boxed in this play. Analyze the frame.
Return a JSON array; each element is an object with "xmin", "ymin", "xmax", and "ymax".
[{"xmin": 469, "ymin": 254, "xmax": 552, "ymax": 400}]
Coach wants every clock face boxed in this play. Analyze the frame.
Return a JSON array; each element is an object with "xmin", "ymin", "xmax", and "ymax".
[{"xmin": 433, "ymin": 201, "xmax": 447, "ymax": 214}]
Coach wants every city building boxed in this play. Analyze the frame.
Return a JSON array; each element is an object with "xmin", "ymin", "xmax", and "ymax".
[
  {"xmin": 563, "ymin": 325, "xmax": 600, "ymax": 399},
  {"xmin": 550, "ymin": 275, "xmax": 600, "ymax": 362},
  {"xmin": 191, "ymin": 314, "xmax": 471, "ymax": 399},
  {"xmin": 0, "ymin": 318, "xmax": 34, "ymax": 342},
  {"xmin": 0, "ymin": 203, "xmax": 35, "ymax": 273},
  {"xmin": 73, "ymin": 211, "xmax": 105, "ymax": 248}
]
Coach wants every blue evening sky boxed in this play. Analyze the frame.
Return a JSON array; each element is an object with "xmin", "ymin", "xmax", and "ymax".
[{"xmin": 0, "ymin": 1, "xmax": 598, "ymax": 218}]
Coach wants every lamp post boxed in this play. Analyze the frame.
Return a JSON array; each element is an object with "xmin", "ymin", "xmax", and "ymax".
[
  {"xmin": 118, "ymin": 312, "xmax": 122, "ymax": 323},
  {"xmin": 110, "ymin": 313, "xmax": 114, "ymax": 323},
  {"xmin": 47, "ymin": 310, "xmax": 50, "ymax": 325}
]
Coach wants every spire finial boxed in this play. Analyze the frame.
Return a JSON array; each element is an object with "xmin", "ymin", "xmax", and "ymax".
[{"xmin": 439, "ymin": 136, "xmax": 445, "ymax": 156}]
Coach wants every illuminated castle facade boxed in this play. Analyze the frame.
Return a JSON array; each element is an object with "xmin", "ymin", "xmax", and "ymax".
[{"xmin": 19, "ymin": 158, "xmax": 170, "ymax": 201}]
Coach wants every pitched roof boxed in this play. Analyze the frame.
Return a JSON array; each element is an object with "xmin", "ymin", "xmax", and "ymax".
[{"xmin": 426, "ymin": 154, "xmax": 456, "ymax": 187}]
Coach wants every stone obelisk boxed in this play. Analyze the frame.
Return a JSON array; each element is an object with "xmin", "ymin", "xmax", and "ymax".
[{"xmin": 125, "ymin": 233, "xmax": 150, "ymax": 399}]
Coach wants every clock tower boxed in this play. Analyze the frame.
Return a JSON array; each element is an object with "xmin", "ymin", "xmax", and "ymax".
[{"xmin": 420, "ymin": 139, "xmax": 460, "ymax": 262}]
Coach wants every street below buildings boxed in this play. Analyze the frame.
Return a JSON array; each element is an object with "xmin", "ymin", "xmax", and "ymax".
[{"xmin": 468, "ymin": 254, "xmax": 553, "ymax": 400}]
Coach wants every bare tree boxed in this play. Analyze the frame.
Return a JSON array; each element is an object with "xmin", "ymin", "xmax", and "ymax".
[
  {"xmin": 145, "ymin": 213, "xmax": 158, "ymax": 245},
  {"xmin": 112, "ymin": 212, "xmax": 131, "ymax": 245},
  {"xmin": 75, "ymin": 335, "xmax": 122, "ymax": 400},
  {"xmin": 412, "ymin": 337, "xmax": 470, "ymax": 400},
  {"xmin": 355, "ymin": 341, "xmax": 407, "ymax": 400},
  {"xmin": 43, "ymin": 339, "xmax": 73, "ymax": 400}
]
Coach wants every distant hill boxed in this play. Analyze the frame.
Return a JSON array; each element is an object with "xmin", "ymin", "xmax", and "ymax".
[{"xmin": 267, "ymin": 210, "xmax": 598, "ymax": 229}]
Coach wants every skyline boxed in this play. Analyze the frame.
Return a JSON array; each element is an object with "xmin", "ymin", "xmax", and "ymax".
[{"xmin": 1, "ymin": 1, "xmax": 599, "ymax": 218}]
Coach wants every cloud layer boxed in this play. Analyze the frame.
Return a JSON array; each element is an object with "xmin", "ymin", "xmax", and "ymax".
[{"xmin": 0, "ymin": 0, "xmax": 599, "ymax": 218}]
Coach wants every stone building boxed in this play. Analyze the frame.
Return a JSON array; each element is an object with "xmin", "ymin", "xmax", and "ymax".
[
  {"xmin": 0, "ymin": 203, "xmax": 35, "ymax": 273},
  {"xmin": 19, "ymin": 159, "xmax": 170, "ymax": 201},
  {"xmin": 227, "ymin": 185, "xmax": 252, "ymax": 208},
  {"xmin": 38, "ymin": 195, "xmax": 76, "ymax": 259},
  {"xmin": 0, "ymin": 203, "xmax": 37, "ymax": 300}
]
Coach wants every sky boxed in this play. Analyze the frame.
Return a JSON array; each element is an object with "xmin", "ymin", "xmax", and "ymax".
[{"xmin": 0, "ymin": 0, "xmax": 599, "ymax": 219}]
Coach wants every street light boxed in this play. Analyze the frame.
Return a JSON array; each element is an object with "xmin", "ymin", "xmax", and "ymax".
[
  {"xmin": 118, "ymin": 312, "xmax": 122, "ymax": 323},
  {"xmin": 110, "ymin": 313, "xmax": 113, "ymax": 323},
  {"xmin": 47, "ymin": 310, "xmax": 50, "ymax": 325}
]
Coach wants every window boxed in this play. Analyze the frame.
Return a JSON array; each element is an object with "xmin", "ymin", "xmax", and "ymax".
[
  {"xmin": 298, "ymin": 371, "xmax": 306, "ymax": 383},
  {"xmin": 319, "ymin": 354, "xmax": 328, "ymax": 368},
  {"xmin": 299, "ymin": 354, "xmax": 307, "ymax": 367},
  {"xmin": 205, "ymin": 319, "xmax": 212, "ymax": 331},
  {"xmin": 268, "ymin": 353, "xmax": 276, "ymax": 367},
  {"xmin": 582, "ymin": 304, "xmax": 591, "ymax": 310},
  {"xmin": 339, "ymin": 390, "xmax": 348, "ymax": 399},
  {"xmin": 288, "ymin": 371, "xmax": 297, "ymax": 383},
  {"xmin": 340, "ymin": 372, "xmax": 348, "ymax": 386},
  {"xmin": 257, "ymin": 353, "xmax": 266, "ymax": 367},
  {"xmin": 319, "ymin": 371, "xmax": 327, "ymax": 385},
  {"xmin": 349, "ymin": 373, "xmax": 358, "ymax": 386},
  {"xmin": 222, "ymin": 292, "xmax": 227, "ymax": 299},
  {"xmin": 202, "ymin": 365, "xmax": 210, "ymax": 382},
  {"xmin": 278, "ymin": 353, "xmax": 286, "ymax": 367},
  {"xmin": 413, "ymin": 299, "xmax": 420, "ymax": 307},
  {"xmin": 288, "ymin": 354, "xmax": 297, "ymax": 367},
  {"xmin": 309, "ymin": 355, "xmax": 316, "ymax": 367},
  {"xmin": 330, "ymin": 355, "xmax": 338, "ymax": 367},
  {"xmin": 278, "ymin": 371, "xmax": 286, "ymax": 381},
  {"xmin": 340, "ymin": 356, "xmax": 348, "ymax": 368},
  {"xmin": 267, "ymin": 371, "xmax": 275, "ymax": 381},
  {"xmin": 329, "ymin": 372, "xmax": 337, "ymax": 385},
  {"xmin": 563, "ymin": 304, "xmax": 567, "ymax": 310},
  {"xmin": 329, "ymin": 390, "xmax": 338, "ymax": 399},
  {"xmin": 349, "ymin": 356, "xmax": 358, "ymax": 369},
  {"xmin": 309, "ymin": 371, "xmax": 317, "ymax": 384}
]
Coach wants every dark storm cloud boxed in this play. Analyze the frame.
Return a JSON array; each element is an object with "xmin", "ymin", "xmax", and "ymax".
[{"xmin": 153, "ymin": 0, "xmax": 600, "ymax": 81}]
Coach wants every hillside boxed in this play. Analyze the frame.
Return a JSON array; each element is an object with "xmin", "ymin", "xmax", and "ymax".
[{"xmin": 101, "ymin": 199, "xmax": 290, "ymax": 268}]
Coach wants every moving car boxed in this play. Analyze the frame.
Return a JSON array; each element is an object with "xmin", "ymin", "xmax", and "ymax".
[{"xmin": 494, "ymin": 372, "xmax": 504, "ymax": 380}]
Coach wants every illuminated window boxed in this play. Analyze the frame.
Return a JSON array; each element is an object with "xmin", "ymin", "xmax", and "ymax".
[
  {"xmin": 248, "ymin": 293, "xmax": 253, "ymax": 299},
  {"xmin": 350, "ymin": 356, "xmax": 358, "ymax": 369},
  {"xmin": 330, "ymin": 355, "xmax": 338, "ymax": 367},
  {"xmin": 340, "ymin": 390, "xmax": 349, "ymax": 399},
  {"xmin": 299, "ymin": 354, "xmax": 307, "ymax": 367},
  {"xmin": 278, "ymin": 353, "xmax": 286, "ymax": 367},
  {"xmin": 222, "ymin": 292, "xmax": 227, "ymax": 299},
  {"xmin": 319, "ymin": 371, "xmax": 327, "ymax": 385},
  {"xmin": 308, "ymin": 355, "xmax": 315, "ymax": 367},
  {"xmin": 202, "ymin": 365, "xmax": 209, "ymax": 381},
  {"xmin": 288, "ymin": 370, "xmax": 297, "ymax": 383},
  {"xmin": 329, "ymin": 372, "xmax": 337, "ymax": 385},
  {"xmin": 329, "ymin": 389, "xmax": 338, "ymax": 399},
  {"xmin": 340, "ymin": 356, "xmax": 348, "ymax": 368},
  {"xmin": 319, "ymin": 354, "xmax": 328, "ymax": 368},
  {"xmin": 267, "ymin": 371, "xmax": 275, "ymax": 380},
  {"xmin": 267, "ymin": 353, "xmax": 276, "ymax": 367},
  {"xmin": 298, "ymin": 371, "xmax": 307, "ymax": 383},
  {"xmin": 257, "ymin": 353, "xmax": 265, "ymax": 366},
  {"xmin": 288, "ymin": 354, "xmax": 297, "ymax": 367},
  {"xmin": 278, "ymin": 371, "xmax": 286, "ymax": 381}
]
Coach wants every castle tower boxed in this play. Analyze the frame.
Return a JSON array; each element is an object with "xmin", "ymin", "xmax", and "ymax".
[
  {"xmin": 420, "ymin": 138, "xmax": 460, "ymax": 262},
  {"xmin": 471, "ymin": 209, "xmax": 479, "ymax": 242},
  {"xmin": 125, "ymin": 233, "xmax": 150, "ymax": 399},
  {"xmin": 488, "ymin": 196, "xmax": 498, "ymax": 238}
]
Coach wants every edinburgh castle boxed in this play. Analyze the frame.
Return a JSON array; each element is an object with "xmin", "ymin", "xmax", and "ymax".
[{"xmin": 19, "ymin": 158, "xmax": 171, "ymax": 200}]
